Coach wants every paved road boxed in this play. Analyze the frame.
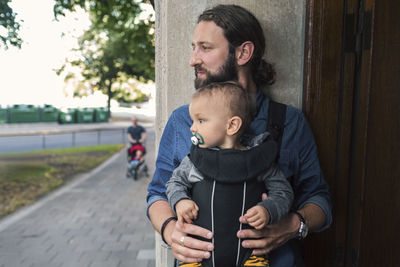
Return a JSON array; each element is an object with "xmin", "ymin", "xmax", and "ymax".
[
  {"xmin": 0, "ymin": 127, "xmax": 156, "ymax": 267},
  {"xmin": 0, "ymin": 121, "xmax": 154, "ymax": 154},
  {"xmin": 0, "ymin": 122, "xmax": 135, "ymax": 136}
]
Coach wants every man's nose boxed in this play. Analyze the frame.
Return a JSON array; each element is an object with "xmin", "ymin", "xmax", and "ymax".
[{"xmin": 190, "ymin": 49, "xmax": 201, "ymax": 67}]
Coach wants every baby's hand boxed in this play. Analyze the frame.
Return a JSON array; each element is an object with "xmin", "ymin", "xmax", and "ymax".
[
  {"xmin": 244, "ymin": 205, "xmax": 270, "ymax": 230},
  {"xmin": 175, "ymin": 199, "xmax": 199, "ymax": 226}
]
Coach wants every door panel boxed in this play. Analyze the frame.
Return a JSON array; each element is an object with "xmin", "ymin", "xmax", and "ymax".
[
  {"xmin": 303, "ymin": 0, "xmax": 400, "ymax": 266},
  {"xmin": 356, "ymin": 0, "xmax": 400, "ymax": 265},
  {"xmin": 303, "ymin": 0, "xmax": 350, "ymax": 265}
]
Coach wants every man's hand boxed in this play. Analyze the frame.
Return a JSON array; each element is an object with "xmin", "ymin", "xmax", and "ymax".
[
  {"xmin": 237, "ymin": 193, "xmax": 326, "ymax": 255},
  {"xmin": 237, "ymin": 212, "xmax": 299, "ymax": 255},
  {"xmin": 236, "ymin": 193, "xmax": 299, "ymax": 255},
  {"xmin": 176, "ymin": 199, "xmax": 199, "ymax": 225},
  {"xmin": 148, "ymin": 200, "xmax": 213, "ymax": 263},
  {"xmin": 244, "ymin": 205, "xmax": 270, "ymax": 230},
  {"xmin": 169, "ymin": 221, "xmax": 214, "ymax": 263}
]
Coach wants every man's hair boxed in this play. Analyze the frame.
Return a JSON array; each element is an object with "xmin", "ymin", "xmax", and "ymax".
[
  {"xmin": 198, "ymin": 4, "xmax": 275, "ymax": 87},
  {"xmin": 193, "ymin": 81, "xmax": 254, "ymax": 136}
]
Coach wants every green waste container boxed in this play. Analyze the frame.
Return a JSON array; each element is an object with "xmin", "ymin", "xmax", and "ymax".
[
  {"xmin": 0, "ymin": 106, "xmax": 7, "ymax": 124},
  {"xmin": 58, "ymin": 108, "xmax": 76, "ymax": 124},
  {"xmin": 76, "ymin": 108, "xmax": 94, "ymax": 123},
  {"xmin": 8, "ymin": 104, "xmax": 40, "ymax": 123},
  {"xmin": 94, "ymin": 107, "xmax": 109, "ymax": 122},
  {"xmin": 40, "ymin": 105, "xmax": 59, "ymax": 122}
]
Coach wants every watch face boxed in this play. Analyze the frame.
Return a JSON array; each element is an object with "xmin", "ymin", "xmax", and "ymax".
[
  {"xmin": 301, "ymin": 222, "xmax": 309, "ymax": 239},
  {"xmin": 299, "ymin": 221, "xmax": 309, "ymax": 239}
]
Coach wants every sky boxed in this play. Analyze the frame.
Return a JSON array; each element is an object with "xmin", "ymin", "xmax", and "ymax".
[{"xmin": 0, "ymin": 0, "xmax": 93, "ymax": 107}]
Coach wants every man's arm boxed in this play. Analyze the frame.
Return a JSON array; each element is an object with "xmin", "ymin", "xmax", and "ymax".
[
  {"xmin": 127, "ymin": 134, "xmax": 136, "ymax": 144},
  {"xmin": 139, "ymin": 132, "xmax": 147, "ymax": 143},
  {"xmin": 299, "ymin": 203, "xmax": 326, "ymax": 231},
  {"xmin": 146, "ymin": 107, "xmax": 213, "ymax": 262},
  {"xmin": 148, "ymin": 200, "xmax": 176, "ymax": 244}
]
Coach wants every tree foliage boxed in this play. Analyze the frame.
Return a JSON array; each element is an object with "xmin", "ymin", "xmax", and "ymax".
[
  {"xmin": 54, "ymin": 0, "xmax": 155, "ymax": 112},
  {"xmin": 0, "ymin": 0, "xmax": 23, "ymax": 49}
]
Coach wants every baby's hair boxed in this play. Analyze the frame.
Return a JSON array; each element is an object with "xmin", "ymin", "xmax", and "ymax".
[{"xmin": 193, "ymin": 81, "xmax": 254, "ymax": 135}]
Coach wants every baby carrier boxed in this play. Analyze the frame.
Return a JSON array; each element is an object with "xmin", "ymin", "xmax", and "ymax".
[
  {"xmin": 188, "ymin": 136, "xmax": 278, "ymax": 267},
  {"xmin": 186, "ymin": 100, "xmax": 299, "ymax": 267}
]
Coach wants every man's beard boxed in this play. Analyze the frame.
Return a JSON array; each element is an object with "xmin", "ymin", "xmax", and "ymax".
[{"xmin": 194, "ymin": 52, "xmax": 238, "ymax": 89}]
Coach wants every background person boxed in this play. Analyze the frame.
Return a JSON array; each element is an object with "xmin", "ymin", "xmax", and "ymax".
[
  {"xmin": 127, "ymin": 116, "xmax": 146, "ymax": 145},
  {"xmin": 127, "ymin": 116, "xmax": 147, "ymax": 166}
]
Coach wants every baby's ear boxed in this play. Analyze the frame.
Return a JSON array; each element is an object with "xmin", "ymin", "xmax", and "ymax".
[{"xmin": 227, "ymin": 116, "xmax": 242, "ymax": 136}]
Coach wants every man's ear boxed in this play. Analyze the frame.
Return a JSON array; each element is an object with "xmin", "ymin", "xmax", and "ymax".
[
  {"xmin": 236, "ymin": 41, "xmax": 254, "ymax": 66},
  {"xmin": 226, "ymin": 116, "xmax": 243, "ymax": 136}
]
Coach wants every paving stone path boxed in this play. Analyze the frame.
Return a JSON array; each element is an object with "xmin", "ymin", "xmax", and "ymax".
[{"xmin": 0, "ymin": 128, "xmax": 156, "ymax": 267}]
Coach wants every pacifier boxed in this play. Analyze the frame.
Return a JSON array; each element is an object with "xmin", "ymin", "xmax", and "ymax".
[{"xmin": 191, "ymin": 132, "xmax": 204, "ymax": 146}]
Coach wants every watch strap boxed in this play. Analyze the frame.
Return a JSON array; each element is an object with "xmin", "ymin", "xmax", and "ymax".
[
  {"xmin": 293, "ymin": 211, "xmax": 307, "ymax": 240},
  {"xmin": 293, "ymin": 210, "xmax": 305, "ymax": 223}
]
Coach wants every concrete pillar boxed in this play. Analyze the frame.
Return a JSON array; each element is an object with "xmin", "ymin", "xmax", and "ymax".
[{"xmin": 154, "ymin": 1, "xmax": 306, "ymax": 266}]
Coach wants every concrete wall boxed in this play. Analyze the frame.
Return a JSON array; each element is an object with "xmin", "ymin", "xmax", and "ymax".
[{"xmin": 154, "ymin": 1, "xmax": 305, "ymax": 266}]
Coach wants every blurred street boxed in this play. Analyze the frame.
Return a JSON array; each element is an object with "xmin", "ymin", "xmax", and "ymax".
[
  {"xmin": 0, "ymin": 118, "xmax": 153, "ymax": 154},
  {"xmin": 0, "ymin": 123, "xmax": 156, "ymax": 267}
]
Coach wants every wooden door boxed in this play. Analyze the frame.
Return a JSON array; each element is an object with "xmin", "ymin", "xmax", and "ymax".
[{"xmin": 302, "ymin": 0, "xmax": 400, "ymax": 266}]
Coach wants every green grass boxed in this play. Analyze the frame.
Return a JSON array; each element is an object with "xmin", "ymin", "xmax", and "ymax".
[
  {"xmin": 0, "ymin": 144, "xmax": 124, "ymax": 218},
  {"xmin": 0, "ymin": 144, "xmax": 124, "ymax": 157}
]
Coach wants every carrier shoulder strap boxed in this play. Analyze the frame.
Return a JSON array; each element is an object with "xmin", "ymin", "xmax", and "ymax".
[
  {"xmin": 267, "ymin": 100, "xmax": 286, "ymax": 152},
  {"xmin": 268, "ymin": 100, "xmax": 306, "ymax": 267}
]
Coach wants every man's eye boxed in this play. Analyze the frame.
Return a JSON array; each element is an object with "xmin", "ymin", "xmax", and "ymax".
[
  {"xmin": 199, "ymin": 119, "xmax": 204, "ymax": 123},
  {"xmin": 202, "ymin": 46, "xmax": 210, "ymax": 50}
]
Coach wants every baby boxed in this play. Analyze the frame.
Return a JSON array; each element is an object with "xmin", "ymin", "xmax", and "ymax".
[{"xmin": 166, "ymin": 81, "xmax": 293, "ymax": 267}]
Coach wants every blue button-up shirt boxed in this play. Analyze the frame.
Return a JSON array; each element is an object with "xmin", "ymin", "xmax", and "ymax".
[{"xmin": 147, "ymin": 91, "xmax": 332, "ymax": 266}]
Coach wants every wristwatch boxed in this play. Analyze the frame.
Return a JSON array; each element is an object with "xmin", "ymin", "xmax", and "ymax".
[{"xmin": 293, "ymin": 211, "xmax": 308, "ymax": 240}]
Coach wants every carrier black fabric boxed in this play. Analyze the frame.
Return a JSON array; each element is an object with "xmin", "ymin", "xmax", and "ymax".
[{"xmin": 189, "ymin": 137, "xmax": 278, "ymax": 184}]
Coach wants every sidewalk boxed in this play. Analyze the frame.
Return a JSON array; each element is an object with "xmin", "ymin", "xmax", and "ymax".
[{"xmin": 0, "ymin": 129, "xmax": 156, "ymax": 267}]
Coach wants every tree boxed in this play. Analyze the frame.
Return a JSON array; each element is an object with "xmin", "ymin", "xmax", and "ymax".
[
  {"xmin": 0, "ymin": 0, "xmax": 23, "ymax": 49},
  {"xmin": 54, "ymin": 0, "xmax": 155, "ymax": 114}
]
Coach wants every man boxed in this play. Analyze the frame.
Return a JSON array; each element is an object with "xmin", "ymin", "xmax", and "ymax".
[
  {"xmin": 127, "ymin": 116, "xmax": 146, "ymax": 145},
  {"xmin": 127, "ymin": 116, "xmax": 146, "ymax": 164},
  {"xmin": 147, "ymin": 4, "xmax": 332, "ymax": 266}
]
